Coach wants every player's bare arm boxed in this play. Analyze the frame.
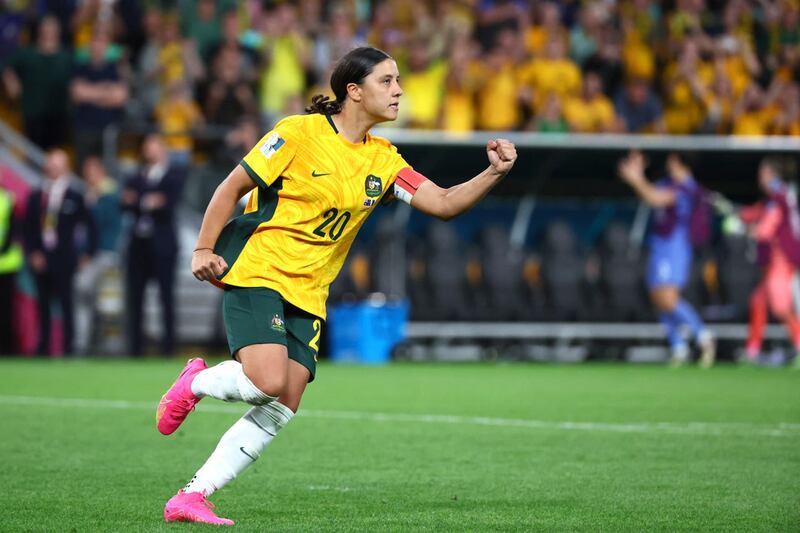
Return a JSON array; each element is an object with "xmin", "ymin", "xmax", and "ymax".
[
  {"xmin": 191, "ymin": 165, "xmax": 254, "ymax": 281},
  {"xmin": 410, "ymin": 139, "xmax": 517, "ymax": 220},
  {"xmin": 618, "ymin": 150, "xmax": 676, "ymax": 208}
]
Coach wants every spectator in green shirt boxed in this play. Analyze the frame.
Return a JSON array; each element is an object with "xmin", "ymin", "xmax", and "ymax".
[
  {"xmin": 2, "ymin": 16, "xmax": 72, "ymax": 150},
  {"xmin": 180, "ymin": 0, "xmax": 236, "ymax": 63},
  {"xmin": 533, "ymin": 94, "xmax": 570, "ymax": 133}
]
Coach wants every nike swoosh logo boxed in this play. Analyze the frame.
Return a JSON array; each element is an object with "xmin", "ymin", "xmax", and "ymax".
[
  {"xmin": 156, "ymin": 397, "xmax": 171, "ymax": 422},
  {"xmin": 311, "ymin": 170, "xmax": 331, "ymax": 177},
  {"xmin": 240, "ymin": 447, "xmax": 256, "ymax": 460}
]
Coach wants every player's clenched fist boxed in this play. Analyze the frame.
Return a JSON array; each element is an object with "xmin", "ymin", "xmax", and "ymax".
[
  {"xmin": 487, "ymin": 138, "xmax": 517, "ymax": 176},
  {"xmin": 192, "ymin": 249, "xmax": 228, "ymax": 281}
]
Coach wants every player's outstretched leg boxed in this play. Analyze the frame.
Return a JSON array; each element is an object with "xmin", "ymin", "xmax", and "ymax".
[
  {"xmin": 162, "ymin": 356, "xmax": 305, "ymax": 525},
  {"xmin": 672, "ymin": 298, "xmax": 715, "ymax": 367},
  {"xmin": 697, "ymin": 329, "xmax": 717, "ymax": 369},
  {"xmin": 156, "ymin": 358, "xmax": 208, "ymax": 435},
  {"xmin": 744, "ymin": 283, "xmax": 768, "ymax": 364},
  {"xmin": 657, "ymin": 311, "xmax": 687, "ymax": 366},
  {"xmin": 163, "ymin": 490, "xmax": 234, "ymax": 526}
]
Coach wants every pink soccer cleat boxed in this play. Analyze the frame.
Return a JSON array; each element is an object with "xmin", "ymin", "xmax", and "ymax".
[
  {"xmin": 156, "ymin": 358, "xmax": 207, "ymax": 435},
  {"xmin": 164, "ymin": 490, "xmax": 234, "ymax": 526}
]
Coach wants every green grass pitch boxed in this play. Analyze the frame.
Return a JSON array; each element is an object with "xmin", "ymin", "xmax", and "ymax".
[{"xmin": 1, "ymin": 359, "xmax": 798, "ymax": 532}]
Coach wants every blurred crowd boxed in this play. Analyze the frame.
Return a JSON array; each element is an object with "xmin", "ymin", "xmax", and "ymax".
[
  {"xmin": 0, "ymin": 135, "xmax": 185, "ymax": 357},
  {"xmin": 1, "ymin": 0, "xmax": 799, "ymax": 168}
]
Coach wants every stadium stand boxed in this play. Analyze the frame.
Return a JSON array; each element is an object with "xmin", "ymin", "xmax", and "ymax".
[
  {"xmin": 1, "ymin": 1, "xmax": 799, "ymax": 360},
  {"xmin": 595, "ymin": 222, "xmax": 649, "ymax": 322},
  {"xmin": 540, "ymin": 221, "xmax": 588, "ymax": 322},
  {"xmin": 477, "ymin": 224, "xmax": 528, "ymax": 321}
]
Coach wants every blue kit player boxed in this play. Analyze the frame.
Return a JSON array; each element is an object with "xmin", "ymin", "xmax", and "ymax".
[{"xmin": 618, "ymin": 150, "xmax": 716, "ymax": 367}]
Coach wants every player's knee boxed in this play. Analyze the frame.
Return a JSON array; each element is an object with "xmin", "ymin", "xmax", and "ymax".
[
  {"xmin": 248, "ymin": 373, "xmax": 287, "ymax": 399},
  {"xmin": 771, "ymin": 305, "xmax": 791, "ymax": 321},
  {"xmin": 652, "ymin": 292, "xmax": 676, "ymax": 312},
  {"xmin": 236, "ymin": 369, "xmax": 285, "ymax": 405},
  {"xmin": 654, "ymin": 299, "xmax": 670, "ymax": 312}
]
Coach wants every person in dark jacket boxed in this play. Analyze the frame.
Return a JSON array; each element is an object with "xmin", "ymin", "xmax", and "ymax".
[
  {"xmin": 121, "ymin": 133, "xmax": 185, "ymax": 356},
  {"xmin": 24, "ymin": 149, "xmax": 96, "ymax": 355}
]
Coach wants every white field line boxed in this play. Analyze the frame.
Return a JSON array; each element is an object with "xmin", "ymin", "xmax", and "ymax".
[{"xmin": 0, "ymin": 394, "xmax": 798, "ymax": 438}]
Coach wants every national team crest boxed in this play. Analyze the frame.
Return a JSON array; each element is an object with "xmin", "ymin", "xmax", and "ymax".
[
  {"xmin": 270, "ymin": 314, "xmax": 285, "ymax": 332},
  {"xmin": 365, "ymin": 175, "xmax": 383, "ymax": 198}
]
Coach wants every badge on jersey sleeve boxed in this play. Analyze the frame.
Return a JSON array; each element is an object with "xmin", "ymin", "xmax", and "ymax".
[{"xmin": 259, "ymin": 133, "xmax": 285, "ymax": 160}]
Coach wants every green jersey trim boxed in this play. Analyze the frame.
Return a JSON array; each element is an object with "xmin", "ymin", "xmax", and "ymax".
[
  {"xmin": 215, "ymin": 177, "xmax": 284, "ymax": 282},
  {"xmin": 240, "ymin": 159, "xmax": 268, "ymax": 189}
]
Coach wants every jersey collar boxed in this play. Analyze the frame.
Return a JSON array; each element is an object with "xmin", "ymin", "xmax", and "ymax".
[{"xmin": 324, "ymin": 114, "xmax": 368, "ymax": 146}]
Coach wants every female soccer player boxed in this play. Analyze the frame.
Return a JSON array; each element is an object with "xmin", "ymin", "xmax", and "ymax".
[
  {"xmin": 618, "ymin": 150, "xmax": 715, "ymax": 367},
  {"xmin": 739, "ymin": 157, "xmax": 800, "ymax": 364},
  {"xmin": 156, "ymin": 47, "xmax": 517, "ymax": 525}
]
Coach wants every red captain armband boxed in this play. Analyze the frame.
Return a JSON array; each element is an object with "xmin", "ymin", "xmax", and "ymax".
[{"xmin": 393, "ymin": 167, "xmax": 428, "ymax": 205}]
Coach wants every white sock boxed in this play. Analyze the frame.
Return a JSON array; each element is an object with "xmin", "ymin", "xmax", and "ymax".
[
  {"xmin": 183, "ymin": 402, "xmax": 294, "ymax": 496},
  {"xmin": 697, "ymin": 329, "xmax": 714, "ymax": 347},
  {"xmin": 191, "ymin": 361, "xmax": 276, "ymax": 405},
  {"xmin": 191, "ymin": 361, "xmax": 242, "ymax": 401}
]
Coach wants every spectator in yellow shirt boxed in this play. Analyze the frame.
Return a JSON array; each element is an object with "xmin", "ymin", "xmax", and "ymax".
[
  {"xmin": 732, "ymin": 84, "xmax": 772, "ymax": 136},
  {"xmin": 770, "ymin": 81, "xmax": 800, "ymax": 136},
  {"xmin": 259, "ymin": 3, "xmax": 311, "ymax": 126},
  {"xmin": 477, "ymin": 29, "xmax": 522, "ymax": 131},
  {"xmin": 667, "ymin": 0, "xmax": 704, "ymax": 47},
  {"xmin": 402, "ymin": 39, "xmax": 447, "ymax": 129},
  {"xmin": 621, "ymin": 28, "xmax": 656, "ymax": 82},
  {"xmin": 698, "ymin": 62, "xmax": 736, "ymax": 134},
  {"xmin": 721, "ymin": 0, "xmax": 755, "ymax": 49},
  {"xmin": 441, "ymin": 38, "xmax": 482, "ymax": 133},
  {"xmin": 525, "ymin": 1, "xmax": 567, "ymax": 57},
  {"xmin": 155, "ymin": 81, "xmax": 204, "ymax": 167},
  {"xmin": 518, "ymin": 37, "xmax": 582, "ymax": 113},
  {"xmin": 714, "ymin": 34, "xmax": 761, "ymax": 98},
  {"xmin": 619, "ymin": 0, "xmax": 659, "ymax": 44},
  {"xmin": 663, "ymin": 39, "xmax": 714, "ymax": 134},
  {"xmin": 562, "ymin": 71, "xmax": 619, "ymax": 133},
  {"xmin": 620, "ymin": 0, "xmax": 657, "ymax": 82},
  {"xmin": 158, "ymin": 16, "xmax": 188, "ymax": 88}
]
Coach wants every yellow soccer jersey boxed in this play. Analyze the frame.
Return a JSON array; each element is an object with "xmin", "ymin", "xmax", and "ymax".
[{"xmin": 214, "ymin": 113, "xmax": 411, "ymax": 319}]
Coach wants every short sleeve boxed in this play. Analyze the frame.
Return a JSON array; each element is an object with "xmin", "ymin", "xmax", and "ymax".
[
  {"xmin": 240, "ymin": 124, "xmax": 297, "ymax": 189},
  {"xmin": 387, "ymin": 145, "xmax": 411, "ymax": 183},
  {"xmin": 387, "ymin": 146, "xmax": 428, "ymax": 205}
]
